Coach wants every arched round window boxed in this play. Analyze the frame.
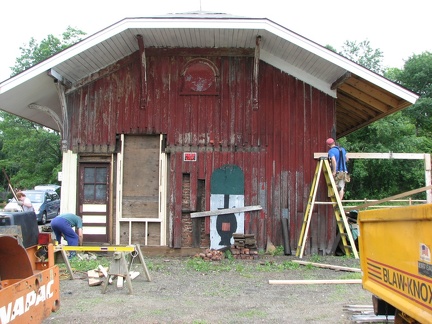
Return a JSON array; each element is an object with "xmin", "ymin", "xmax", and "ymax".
[{"xmin": 181, "ymin": 59, "xmax": 219, "ymax": 95}]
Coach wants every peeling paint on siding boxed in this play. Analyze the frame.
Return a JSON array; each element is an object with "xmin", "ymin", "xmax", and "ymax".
[{"xmin": 67, "ymin": 50, "xmax": 336, "ymax": 253}]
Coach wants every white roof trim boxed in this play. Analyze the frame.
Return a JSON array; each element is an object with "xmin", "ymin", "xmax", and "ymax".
[
  {"xmin": 0, "ymin": 16, "xmax": 418, "ymax": 104},
  {"xmin": 257, "ymin": 20, "xmax": 418, "ymax": 103},
  {"xmin": 260, "ymin": 49, "xmax": 337, "ymax": 97},
  {"xmin": 1, "ymin": 20, "xmax": 132, "ymax": 94}
]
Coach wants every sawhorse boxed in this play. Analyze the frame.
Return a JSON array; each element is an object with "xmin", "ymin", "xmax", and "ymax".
[
  {"xmin": 101, "ymin": 251, "xmax": 133, "ymax": 294},
  {"xmin": 55, "ymin": 244, "xmax": 152, "ymax": 287},
  {"xmin": 54, "ymin": 247, "xmax": 75, "ymax": 278}
]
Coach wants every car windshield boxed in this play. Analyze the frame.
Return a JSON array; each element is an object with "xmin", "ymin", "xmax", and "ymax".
[{"xmin": 25, "ymin": 193, "xmax": 44, "ymax": 203}]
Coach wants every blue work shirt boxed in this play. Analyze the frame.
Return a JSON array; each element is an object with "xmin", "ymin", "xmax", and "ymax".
[{"xmin": 328, "ymin": 146, "xmax": 348, "ymax": 172}]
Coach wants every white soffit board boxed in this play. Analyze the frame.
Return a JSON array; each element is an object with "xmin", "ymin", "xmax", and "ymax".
[
  {"xmin": 0, "ymin": 17, "xmax": 418, "ymax": 104},
  {"xmin": 260, "ymin": 49, "xmax": 337, "ymax": 97}
]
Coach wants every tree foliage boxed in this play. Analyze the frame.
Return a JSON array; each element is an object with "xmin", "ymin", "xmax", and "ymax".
[
  {"xmin": 0, "ymin": 27, "xmax": 85, "ymax": 199},
  {"xmin": 343, "ymin": 113, "xmax": 429, "ymax": 200},
  {"xmin": 398, "ymin": 52, "xmax": 432, "ymax": 97},
  {"xmin": 339, "ymin": 45, "xmax": 432, "ymax": 201},
  {"xmin": 340, "ymin": 40, "xmax": 384, "ymax": 74},
  {"xmin": 393, "ymin": 52, "xmax": 432, "ymax": 138},
  {"xmin": 0, "ymin": 112, "xmax": 62, "ymax": 190},
  {"xmin": 10, "ymin": 26, "xmax": 85, "ymax": 77}
]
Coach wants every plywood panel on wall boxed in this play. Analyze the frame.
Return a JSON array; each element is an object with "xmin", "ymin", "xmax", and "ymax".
[{"xmin": 122, "ymin": 135, "xmax": 159, "ymax": 218}]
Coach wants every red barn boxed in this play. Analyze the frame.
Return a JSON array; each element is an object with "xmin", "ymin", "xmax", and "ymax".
[{"xmin": 0, "ymin": 12, "xmax": 418, "ymax": 254}]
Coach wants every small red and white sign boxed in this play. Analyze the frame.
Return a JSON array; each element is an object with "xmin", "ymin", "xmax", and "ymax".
[
  {"xmin": 420, "ymin": 243, "xmax": 431, "ymax": 262},
  {"xmin": 183, "ymin": 152, "xmax": 197, "ymax": 162}
]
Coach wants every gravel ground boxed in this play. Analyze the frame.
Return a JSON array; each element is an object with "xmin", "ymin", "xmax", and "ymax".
[{"xmin": 42, "ymin": 253, "xmax": 376, "ymax": 324}]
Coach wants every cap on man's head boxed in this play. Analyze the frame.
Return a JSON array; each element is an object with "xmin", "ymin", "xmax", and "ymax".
[{"xmin": 326, "ymin": 138, "xmax": 335, "ymax": 145}]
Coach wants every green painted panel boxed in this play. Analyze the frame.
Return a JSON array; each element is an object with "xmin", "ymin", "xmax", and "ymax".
[{"xmin": 210, "ymin": 164, "xmax": 244, "ymax": 195}]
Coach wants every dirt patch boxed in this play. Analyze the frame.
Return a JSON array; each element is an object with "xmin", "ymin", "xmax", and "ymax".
[{"xmin": 44, "ymin": 254, "xmax": 373, "ymax": 324}]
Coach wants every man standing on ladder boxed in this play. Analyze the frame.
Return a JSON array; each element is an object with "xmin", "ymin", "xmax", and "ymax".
[{"xmin": 326, "ymin": 138, "xmax": 349, "ymax": 200}]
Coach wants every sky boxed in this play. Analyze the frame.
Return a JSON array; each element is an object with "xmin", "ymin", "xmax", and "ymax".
[{"xmin": 0, "ymin": 0, "xmax": 430, "ymax": 82}]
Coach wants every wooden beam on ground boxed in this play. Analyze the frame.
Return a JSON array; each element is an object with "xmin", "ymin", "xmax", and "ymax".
[
  {"xmin": 292, "ymin": 260, "xmax": 361, "ymax": 272},
  {"xmin": 347, "ymin": 185, "xmax": 432, "ymax": 211},
  {"xmin": 190, "ymin": 205, "xmax": 262, "ymax": 218},
  {"xmin": 269, "ymin": 279, "xmax": 362, "ymax": 285}
]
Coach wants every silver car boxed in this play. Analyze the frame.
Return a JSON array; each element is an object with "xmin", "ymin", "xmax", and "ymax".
[{"xmin": 4, "ymin": 189, "xmax": 60, "ymax": 224}]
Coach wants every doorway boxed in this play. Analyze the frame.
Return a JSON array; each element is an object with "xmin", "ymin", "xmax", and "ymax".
[{"xmin": 78, "ymin": 163, "xmax": 110, "ymax": 243}]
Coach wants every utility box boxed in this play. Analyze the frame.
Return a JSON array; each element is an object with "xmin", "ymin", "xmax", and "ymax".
[{"xmin": 359, "ymin": 204, "xmax": 432, "ymax": 323}]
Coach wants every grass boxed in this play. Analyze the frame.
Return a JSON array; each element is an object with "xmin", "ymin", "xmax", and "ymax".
[
  {"xmin": 310, "ymin": 254, "xmax": 322, "ymax": 263},
  {"xmin": 57, "ymin": 250, "xmax": 359, "ymax": 283},
  {"xmin": 236, "ymin": 309, "xmax": 267, "ymax": 319},
  {"xmin": 55, "ymin": 255, "xmax": 366, "ymax": 324},
  {"xmin": 57, "ymin": 255, "xmax": 111, "ymax": 272},
  {"xmin": 57, "ymin": 253, "xmax": 169, "ymax": 273},
  {"xmin": 185, "ymin": 255, "xmax": 302, "ymax": 274},
  {"xmin": 186, "ymin": 258, "xmax": 233, "ymax": 272},
  {"xmin": 268, "ymin": 245, "xmax": 285, "ymax": 256},
  {"xmin": 56, "ymin": 249, "xmax": 322, "ymax": 276},
  {"xmin": 74, "ymin": 296, "xmax": 109, "ymax": 311},
  {"xmin": 203, "ymin": 282, "xmax": 242, "ymax": 297},
  {"xmin": 339, "ymin": 272, "xmax": 362, "ymax": 280}
]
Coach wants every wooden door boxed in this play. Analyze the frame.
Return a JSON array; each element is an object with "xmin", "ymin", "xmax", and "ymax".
[{"xmin": 78, "ymin": 163, "xmax": 110, "ymax": 243}]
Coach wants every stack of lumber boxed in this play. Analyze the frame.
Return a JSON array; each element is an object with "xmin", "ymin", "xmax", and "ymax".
[
  {"xmin": 194, "ymin": 249, "xmax": 224, "ymax": 261},
  {"xmin": 232, "ymin": 233, "xmax": 257, "ymax": 248},
  {"xmin": 87, "ymin": 265, "xmax": 109, "ymax": 286},
  {"xmin": 231, "ymin": 233, "xmax": 259, "ymax": 260},
  {"xmin": 87, "ymin": 265, "xmax": 140, "ymax": 287},
  {"xmin": 343, "ymin": 305, "xmax": 395, "ymax": 323}
]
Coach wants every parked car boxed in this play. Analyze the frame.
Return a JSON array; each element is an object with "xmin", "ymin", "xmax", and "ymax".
[
  {"xmin": 3, "ymin": 189, "xmax": 61, "ymax": 224},
  {"xmin": 34, "ymin": 184, "xmax": 61, "ymax": 193}
]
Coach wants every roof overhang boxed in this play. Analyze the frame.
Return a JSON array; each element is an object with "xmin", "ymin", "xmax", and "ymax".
[{"xmin": 0, "ymin": 13, "xmax": 419, "ymax": 136}]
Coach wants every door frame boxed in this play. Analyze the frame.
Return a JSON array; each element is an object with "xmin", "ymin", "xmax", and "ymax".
[
  {"xmin": 78, "ymin": 162, "xmax": 111, "ymax": 243},
  {"xmin": 115, "ymin": 134, "xmax": 168, "ymax": 245}
]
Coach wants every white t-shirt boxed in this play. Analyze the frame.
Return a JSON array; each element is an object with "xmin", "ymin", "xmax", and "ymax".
[{"xmin": 22, "ymin": 197, "xmax": 34, "ymax": 212}]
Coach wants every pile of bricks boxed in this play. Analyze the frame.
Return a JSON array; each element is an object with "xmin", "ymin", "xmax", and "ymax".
[
  {"xmin": 230, "ymin": 233, "xmax": 259, "ymax": 260},
  {"xmin": 194, "ymin": 248, "xmax": 224, "ymax": 261}
]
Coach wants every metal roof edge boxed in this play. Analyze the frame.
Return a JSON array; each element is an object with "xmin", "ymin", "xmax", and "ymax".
[
  {"xmin": 0, "ymin": 19, "xmax": 134, "ymax": 93},
  {"xmin": 258, "ymin": 20, "xmax": 419, "ymax": 104},
  {"xmin": 0, "ymin": 16, "xmax": 419, "ymax": 104},
  {"xmin": 0, "ymin": 17, "xmax": 267, "ymax": 92}
]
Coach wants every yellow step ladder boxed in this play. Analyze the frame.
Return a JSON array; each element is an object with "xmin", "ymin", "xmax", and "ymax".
[{"xmin": 296, "ymin": 157, "xmax": 359, "ymax": 259}]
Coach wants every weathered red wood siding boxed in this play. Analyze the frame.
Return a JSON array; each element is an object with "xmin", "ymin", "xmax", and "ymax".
[{"xmin": 67, "ymin": 49, "xmax": 336, "ymax": 254}]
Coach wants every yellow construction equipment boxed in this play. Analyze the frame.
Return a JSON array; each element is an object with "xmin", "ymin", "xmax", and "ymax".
[
  {"xmin": 359, "ymin": 203, "xmax": 432, "ymax": 323},
  {"xmin": 0, "ymin": 212, "xmax": 60, "ymax": 323},
  {"xmin": 296, "ymin": 157, "xmax": 358, "ymax": 259}
]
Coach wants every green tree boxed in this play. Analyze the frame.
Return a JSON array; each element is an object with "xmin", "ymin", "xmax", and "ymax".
[
  {"xmin": 340, "ymin": 40, "xmax": 384, "ymax": 74},
  {"xmin": 343, "ymin": 112, "xmax": 429, "ymax": 200},
  {"xmin": 10, "ymin": 26, "xmax": 85, "ymax": 76},
  {"xmin": 392, "ymin": 52, "xmax": 432, "ymax": 138},
  {"xmin": 337, "ymin": 43, "xmax": 430, "ymax": 201},
  {"xmin": 397, "ymin": 52, "xmax": 432, "ymax": 97},
  {"xmin": 0, "ymin": 112, "xmax": 62, "ymax": 190},
  {"xmin": 0, "ymin": 27, "xmax": 85, "ymax": 197}
]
